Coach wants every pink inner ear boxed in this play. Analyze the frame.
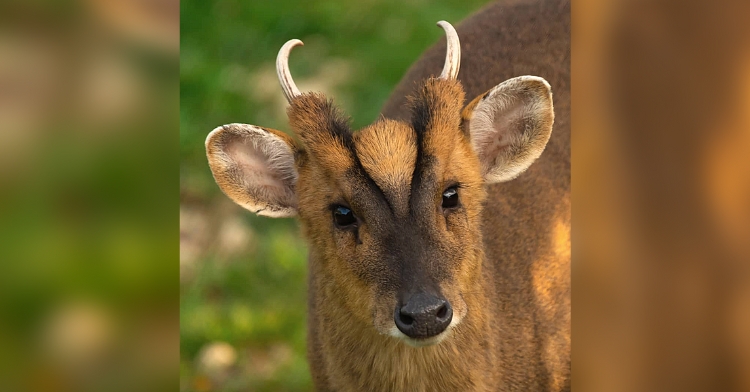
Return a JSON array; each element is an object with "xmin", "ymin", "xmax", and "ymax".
[
  {"xmin": 225, "ymin": 134, "xmax": 294, "ymax": 200},
  {"xmin": 475, "ymin": 101, "xmax": 525, "ymax": 167}
]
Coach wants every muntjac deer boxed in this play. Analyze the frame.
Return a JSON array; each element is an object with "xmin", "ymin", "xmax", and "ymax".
[{"xmin": 205, "ymin": 0, "xmax": 570, "ymax": 390}]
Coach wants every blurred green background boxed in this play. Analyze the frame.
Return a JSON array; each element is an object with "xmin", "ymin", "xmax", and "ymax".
[
  {"xmin": 180, "ymin": 0, "xmax": 488, "ymax": 390},
  {"xmin": 3, "ymin": 0, "xmax": 748, "ymax": 391},
  {"xmin": 0, "ymin": 1, "xmax": 179, "ymax": 391}
]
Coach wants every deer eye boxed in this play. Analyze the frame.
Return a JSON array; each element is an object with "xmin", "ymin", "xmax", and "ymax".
[
  {"xmin": 332, "ymin": 205, "xmax": 357, "ymax": 228},
  {"xmin": 441, "ymin": 187, "xmax": 459, "ymax": 209}
]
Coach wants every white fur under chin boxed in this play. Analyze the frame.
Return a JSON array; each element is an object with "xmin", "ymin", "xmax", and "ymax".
[{"xmin": 386, "ymin": 315, "xmax": 463, "ymax": 347}]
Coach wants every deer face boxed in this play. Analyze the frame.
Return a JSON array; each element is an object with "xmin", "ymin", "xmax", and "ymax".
[{"xmin": 205, "ymin": 22, "xmax": 554, "ymax": 346}]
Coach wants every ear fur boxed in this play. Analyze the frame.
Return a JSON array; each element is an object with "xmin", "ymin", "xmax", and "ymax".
[
  {"xmin": 205, "ymin": 123, "xmax": 299, "ymax": 217},
  {"xmin": 463, "ymin": 76, "xmax": 554, "ymax": 183}
]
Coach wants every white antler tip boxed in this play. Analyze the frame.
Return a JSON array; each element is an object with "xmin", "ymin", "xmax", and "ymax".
[
  {"xmin": 276, "ymin": 39, "xmax": 305, "ymax": 103},
  {"xmin": 436, "ymin": 20, "xmax": 460, "ymax": 80}
]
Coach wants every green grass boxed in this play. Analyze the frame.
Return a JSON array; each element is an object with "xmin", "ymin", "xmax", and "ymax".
[{"xmin": 180, "ymin": 0, "xmax": 488, "ymax": 390}]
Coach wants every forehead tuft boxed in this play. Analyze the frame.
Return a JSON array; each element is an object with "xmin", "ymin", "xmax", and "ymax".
[{"xmin": 354, "ymin": 120, "xmax": 417, "ymax": 215}]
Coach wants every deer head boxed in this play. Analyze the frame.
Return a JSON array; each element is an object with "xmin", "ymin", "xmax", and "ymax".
[{"xmin": 205, "ymin": 21, "xmax": 554, "ymax": 345}]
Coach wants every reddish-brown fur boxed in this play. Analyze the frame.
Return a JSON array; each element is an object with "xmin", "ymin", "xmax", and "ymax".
[
  {"xmin": 205, "ymin": 0, "xmax": 569, "ymax": 390},
  {"xmin": 307, "ymin": 0, "xmax": 570, "ymax": 390}
]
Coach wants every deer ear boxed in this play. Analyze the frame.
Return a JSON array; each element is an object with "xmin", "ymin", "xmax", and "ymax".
[
  {"xmin": 205, "ymin": 123, "xmax": 300, "ymax": 217},
  {"xmin": 464, "ymin": 76, "xmax": 554, "ymax": 183}
]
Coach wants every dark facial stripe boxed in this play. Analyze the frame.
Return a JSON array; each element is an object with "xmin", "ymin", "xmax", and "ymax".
[
  {"xmin": 348, "ymin": 150, "xmax": 394, "ymax": 214},
  {"xmin": 289, "ymin": 94, "xmax": 394, "ymax": 215},
  {"xmin": 409, "ymin": 95, "xmax": 436, "ymax": 214},
  {"xmin": 322, "ymin": 98, "xmax": 354, "ymax": 143},
  {"xmin": 316, "ymin": 101, "xmax": 392, "ymax": 212}
]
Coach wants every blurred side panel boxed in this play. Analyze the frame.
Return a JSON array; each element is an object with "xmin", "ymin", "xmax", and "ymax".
[
  {"xmin": 573, "ymin": 0, "xmax": 750, "ymax": 390},
  {"xmin": 0, "ymin": 0, "xmax": 179, "ymax": 391}
]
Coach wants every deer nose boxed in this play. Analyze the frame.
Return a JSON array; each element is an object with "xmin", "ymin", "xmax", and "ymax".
[{"xmin": 394, "ymin": 293, "xmax": 453, "ymax": 339}]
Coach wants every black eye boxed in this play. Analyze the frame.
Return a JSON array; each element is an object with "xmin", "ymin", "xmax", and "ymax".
[
  {"xmin": 333, "ymin": 205, "xmax": 357, "ymax": 228},
  {"xmin": 442, "ymin": 187, "xmax": 459, "ymax": 209}
]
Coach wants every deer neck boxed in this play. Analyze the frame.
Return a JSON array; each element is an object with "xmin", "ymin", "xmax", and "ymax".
[{"xmin": 309, "ymin": 251, "xmax": 496, "ymax": 391}]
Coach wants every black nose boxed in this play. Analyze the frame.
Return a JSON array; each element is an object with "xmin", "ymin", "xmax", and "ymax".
[{"xmin": 394, "ymin": 293, "xmax": 453, "ymax": 339}]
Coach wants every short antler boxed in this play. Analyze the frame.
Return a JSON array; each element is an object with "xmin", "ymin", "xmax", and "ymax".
[
  {"xmin": 277, "ymin": 39, "xmax": 304, "ymax": 103},
  {"xmin": 437, "ymin": 21, "xmax": 460, "ymax": 80}
]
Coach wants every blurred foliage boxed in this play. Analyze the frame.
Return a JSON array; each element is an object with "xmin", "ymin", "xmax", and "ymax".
[
  {"xmin": 0, "ymin": 1, "xmax": 179, "ymax": 391},
  {"xmin": 180, "ymin": 0, "xmax": 488, "ymax": 390}
]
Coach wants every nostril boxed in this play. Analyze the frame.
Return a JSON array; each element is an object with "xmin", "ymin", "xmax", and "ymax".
[
  {"xmin": 399, "ymin": 312, "xmax": 414, "ymax": 326},
  {"xmin": 436, "ymin": 304, "xmax": 447, "ymax": 319},
  {"xmin": 394, "ymin": 295, "xmax": 453, "ymax": 339}
]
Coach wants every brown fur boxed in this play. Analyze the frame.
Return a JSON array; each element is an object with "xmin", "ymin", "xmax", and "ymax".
[
  {"xmin": 296, "ymin": 80, "xmax": 492, "ymax": 391},
  {"xmin": 205, "ymin": 0, "xmax": 569, "ymax": 390},
  {"xmin": 287, "ymin": 93, "xmax": 356, "ymax": 178},
  {"xmin": 354, "ymin": 120, "xmax": 417, "ymax": 217},
  {"xmin": 306, "ymin": 0, "xmax": 570, "ymax": 390}
]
